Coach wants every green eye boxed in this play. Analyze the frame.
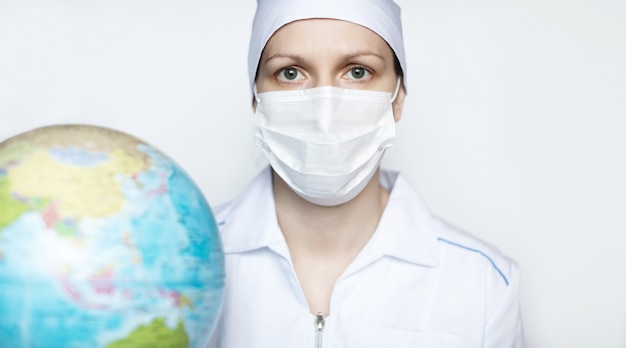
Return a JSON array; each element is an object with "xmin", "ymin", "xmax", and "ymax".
[
  {"xmin": 350, "ymin": 67, "xmax": 367, "ymax": 79},
  {"xmin": 350, "ymin": 68, "xmax": 365, "ymax": 79},
  {"xmin": 282, "ymin": 68, "xmax": 299, "ymax": 80}
]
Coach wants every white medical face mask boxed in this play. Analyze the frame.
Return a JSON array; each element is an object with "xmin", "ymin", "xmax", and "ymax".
[{"xmin": 253, "ymin": 80, "xmax": 400, "ymax": 206}]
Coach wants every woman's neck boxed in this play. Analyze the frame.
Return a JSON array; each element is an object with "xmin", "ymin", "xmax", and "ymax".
[{"xmin": 272, "ymin": 169, "xmax": 389, "ymax": 257}]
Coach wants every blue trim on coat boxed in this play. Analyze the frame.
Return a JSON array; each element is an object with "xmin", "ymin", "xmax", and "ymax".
[{"xmin": 437, "ymin": 237, "xmax": 509, "ymax": 286}]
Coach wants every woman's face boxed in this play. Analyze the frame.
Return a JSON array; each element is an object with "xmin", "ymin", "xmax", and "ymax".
[{"xmin": 256, "ymin": 18, "xmax": 405, "ymax": 118}]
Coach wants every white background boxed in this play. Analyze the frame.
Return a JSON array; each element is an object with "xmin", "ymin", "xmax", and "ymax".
[{"xmin": 1, "ymin": 0, "xmax": 625, "ymax": 346}]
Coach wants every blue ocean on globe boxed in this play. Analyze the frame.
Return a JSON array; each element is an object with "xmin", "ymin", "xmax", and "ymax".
[{"xmin": 0, "ymin": 125, "xmax": 225, "ymax": 348}]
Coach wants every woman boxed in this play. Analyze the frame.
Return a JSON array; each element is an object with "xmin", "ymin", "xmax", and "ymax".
[{"xmin": 209, "ymin": 0, "xmax": 523, "ymax": 347}]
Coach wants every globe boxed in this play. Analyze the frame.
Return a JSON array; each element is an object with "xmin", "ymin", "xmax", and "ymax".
[{"xmin": 0, "ymin": 124, "xmax": 225, "ymax": 348}]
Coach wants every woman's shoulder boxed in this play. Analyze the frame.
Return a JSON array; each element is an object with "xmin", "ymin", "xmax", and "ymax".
[
  {"xmin": 387, "ymin": 170, "xmax": 518, "ymax": 287},
  {"xmin": 432, "ymin": 217, "xmax": 519, "ymax": 288},
  {"xmin": 212, "ymin": 166, "xmax": 273, "ymax": 225}
]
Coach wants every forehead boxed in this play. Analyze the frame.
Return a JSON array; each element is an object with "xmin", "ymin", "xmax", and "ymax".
[{"xmin": 262, "ymin": 18, "xmax": 393, "ymax": 58}]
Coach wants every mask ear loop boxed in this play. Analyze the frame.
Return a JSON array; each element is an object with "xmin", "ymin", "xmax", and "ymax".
[
  {"xmin": 253, "ymin": 84, "xmax": 260, "ymax": 104},
  {"xmin": 390, "ymin": 77, "xmax": 402, "ymax": 103}
]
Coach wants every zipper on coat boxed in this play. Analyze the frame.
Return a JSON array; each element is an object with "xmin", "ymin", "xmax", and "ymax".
[{"xmin": 314, "ymin": 312, "xmax": 325, "ymax": 348}]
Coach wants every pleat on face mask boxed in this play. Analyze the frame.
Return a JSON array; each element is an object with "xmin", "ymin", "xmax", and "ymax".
[{"xmin": 253, "ymin": 81, "xmax": 399, "ymax": 206}]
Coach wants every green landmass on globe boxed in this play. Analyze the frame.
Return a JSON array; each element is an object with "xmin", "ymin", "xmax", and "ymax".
[
  {"xmin": 106, "ymin": 318, "xmax": 189, "ymax": 348},
  {"xmin": 0, "ymin": 124, "xmax": 225, "ymax": 348}
]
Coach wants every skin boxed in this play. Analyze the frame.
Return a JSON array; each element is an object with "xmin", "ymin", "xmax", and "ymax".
[{"xmin": 255, "ymin": 18, "xmax": 406, "ymax": 317}]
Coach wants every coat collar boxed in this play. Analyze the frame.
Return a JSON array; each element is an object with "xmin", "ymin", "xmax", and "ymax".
[{"xmin": 218, "ymin": 167, "xmax": 439, "ymax": 267}]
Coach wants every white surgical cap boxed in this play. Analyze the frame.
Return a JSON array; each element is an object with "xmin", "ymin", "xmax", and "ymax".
[{"xmin": 247, "ymin": 0, "xmax": 406, "ymax": 94}]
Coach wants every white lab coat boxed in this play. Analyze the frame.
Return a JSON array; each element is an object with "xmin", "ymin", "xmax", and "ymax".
[{"xmin": 208, "ymin": 167, "xmax": 524, "ymax": 347}]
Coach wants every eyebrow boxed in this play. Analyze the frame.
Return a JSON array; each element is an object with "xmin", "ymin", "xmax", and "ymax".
[
  {"xmin": 340, "ymin": 50, "xmax": 386, "ymax": 62},
  {"xmin": 263, "ymin": 50, "xmax": 386, "ymax": 66},
  {"xmin": 263, "ymin": 53, "xmax": 307, "ymax": 65}
]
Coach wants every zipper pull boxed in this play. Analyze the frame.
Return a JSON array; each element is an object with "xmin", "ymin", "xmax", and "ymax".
[
  {"xmin": 314, "ymin": 312, "xmax": 325, "ymax": 348},
  {"xmin": 315, "ymin": 312, "xmax": 325, "ymax": 332}
]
